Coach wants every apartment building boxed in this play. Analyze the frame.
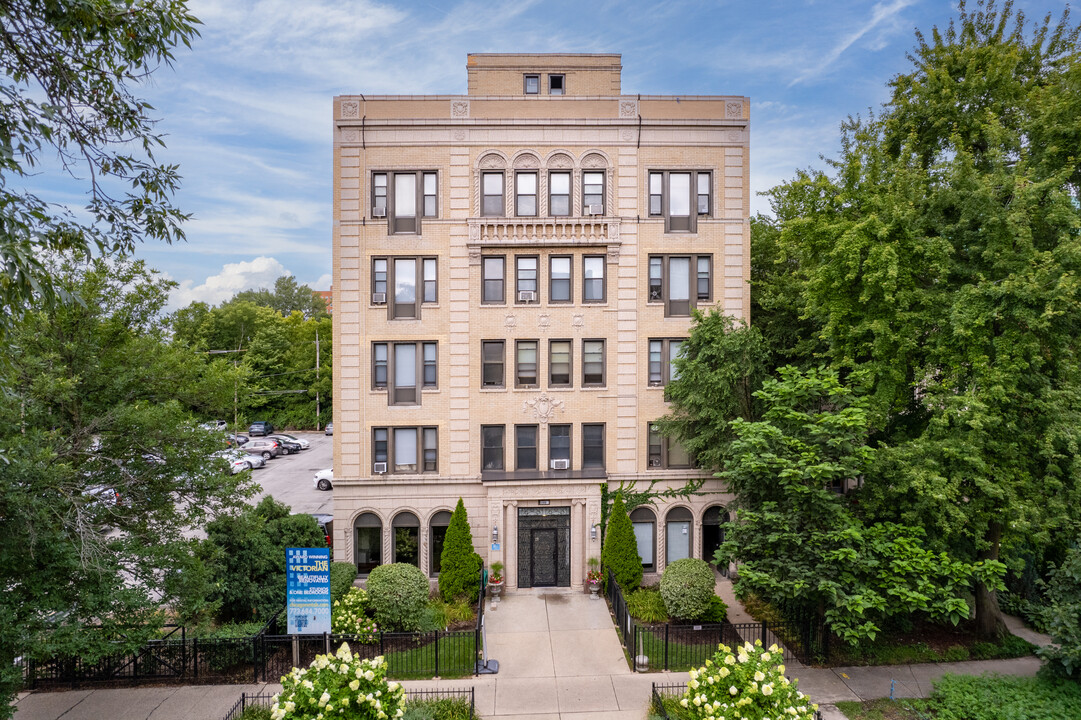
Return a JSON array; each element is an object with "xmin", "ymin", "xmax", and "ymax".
[{"xmin": 331, "ymin": 54, "xmax": 748, "ymax": 590}]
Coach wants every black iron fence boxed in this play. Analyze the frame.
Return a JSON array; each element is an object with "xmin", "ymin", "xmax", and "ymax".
[
  {"xmin": 651, "ymin": 682, "xmax": 822, "ymax": 720},
  {"xmin": 221, "ymin": 687, "xmax": 477, "ymax": 720},
  {"xmin": 605, "ymin": 570, "xmax": 829, "ymax": 672},
  {"xmin": 24, "ymin": 571, "xmax": 488, "ymax": 689}
]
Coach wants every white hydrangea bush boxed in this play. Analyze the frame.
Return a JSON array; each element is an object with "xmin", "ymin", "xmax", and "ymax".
[
  {"xmin": 679, "ymin": 640, "xmax": 818, "ymax": 720},
  {"xmin": 332, "ymin": 587, "xmax": 380, "ymax": 643},
  {"xmin": 270, "ymin": 643, "xmax": 405, "ymax": 720}
]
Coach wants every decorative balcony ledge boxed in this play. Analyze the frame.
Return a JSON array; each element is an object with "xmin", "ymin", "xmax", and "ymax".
[{"xmin": 467, "ymin": 217, "xmax": 620, "ymax": 249}]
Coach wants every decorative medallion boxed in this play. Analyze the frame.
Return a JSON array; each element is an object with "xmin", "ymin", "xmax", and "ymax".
[
  {"xmin": 619, "ymin": 100, "xmax": 638, "ymax": 119},
  {"xmin": 340, "ymin": 100, "xmax": 360, "ymax": 119},
  {"xmin": 621, "ymin": 128, "xmax": 635, "ymax": 142},
  {"xmin": 342, "ymin": 129, "xmax": 360, "ymax": 143},
  {"xmin": 607, "ymin": 223, "xmax": 620, "ymax": 241},
  {"xmin": 451, "ymin": 100, "xmax": 470, "ymax": 118},
  {"xmin": 504, "ymin": 314, "xmax": 517, "ymax": 329},
  {"xmin": 522, "ymin": 393, "xmax": 566, "ymax": 426},
  {"xmin": 538, "ymin": 313, "xmax": 552, "ymax": 330},
  {"xmin": 727, "ymin": 129, "xmax": 742, "ymax": 142},
  {"xmin": 571, "ymin": 314, "xmax": 584, "ymax": 331},
  {"xmin": 453, "ymin": 128, "xmax": 467, "ymax": 142},
  {"xmin": 726, "ymin": 101, "xmax": 743, "ymax": 119},
  {"xmin": 548, "ymin": 153, "xmax": 573, "ymax": 169},
  {"xmin": 468, "ymin": 223, "xmax": 481, "ymax": 241}
]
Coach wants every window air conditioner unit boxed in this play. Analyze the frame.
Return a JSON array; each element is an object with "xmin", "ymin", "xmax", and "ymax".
[
  {"xmin": 518, "ymin": 290, "xmax": 536, "ymax": 303},
  {"xmin": 550, "ymin": 459, "xmax": 570, "ymax": 470},
  {"xmin": 373, "ymin": 462, "xmax": 388, "ymax": 474},
  {"xmin": 649, "ymin": 458, "xmax": 662, "ymax": 467},
  {"xmin": 372, "ymin": 207, "xmax": 387, "ymax": 218},
  {"xmin": 371, "ymin": 292, "xmax": 387, "ymax": 304},
  {"xmin": 587, "ymin": 204, "xmax": 604, "ymax": 216}
]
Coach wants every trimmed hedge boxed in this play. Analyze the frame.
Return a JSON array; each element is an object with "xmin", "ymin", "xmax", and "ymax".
[
  {"xmin": 330, "ymin": 561, "xmax": 357, "ymax": 604},
  {"xmin": 438, "ymin": 498, "xmax": 482, "ymax": 602},
  {"xmin": 602, "ymin": 493, "xmax": 643, "ymax": 592},
  {"xmin": 659, "ymin": 558, "xmax": 715, "ymax": 620},
  {"xmin": 367, "ymin": 563, "xmax": 430, "ymax": 632}
]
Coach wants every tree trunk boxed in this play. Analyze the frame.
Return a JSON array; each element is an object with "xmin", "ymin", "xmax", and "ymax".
[{"xmin": 974, "ymin": 520, "xmax": 1007, "ymax": 637}]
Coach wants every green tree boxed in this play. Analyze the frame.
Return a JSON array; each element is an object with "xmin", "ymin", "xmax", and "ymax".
[
  {"xmin": 0, "ymin": 0, "xmax": 199, "ymax": 326},
  {"xmin": 718, "ymin": 367, "xmax": 1005, "ymax": 643},
  {"xmin": 231, "ymin": 275, "xmax": 328, "ymax": 319},
  {"xmin": 438, "ymin": 498, "xmax": 482, "ymax": 602},
  {"xmin": 199, "ymin": 496, "xmax": 326, "ymax": 623},
  {"xmin": 765, "ymin": 0, "xmax": 1081, "ymax": 635},
  {"xmin": 602, "ymin": 492, "xmax": 642, "ymax": 592},
  {"xmin": 1037, "ymin": 543, "xmax": 1081, "ymax": 678},
  {"xmin": 0, "ymin": 255, "xmax": 255, "ymax": 716}
]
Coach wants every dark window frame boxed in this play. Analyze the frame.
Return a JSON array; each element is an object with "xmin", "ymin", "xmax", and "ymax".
[
  {"xmin": 372, "ymin": 342, "xmax": 388, "ymax": 390},
  {"xmin": 630, "ymin": 507, "xmax": 657, "ymax": 572},
  {"xmin": 666, "ymin": 506, "xmax": 695, "ymax": 564},
  {"xmin": 481, "ymin": 171, "xmax": 505, "ymax": 217},
  {"xmin": 548, "ymin": 74, "xmax": 565, "ymax": 95},
  {"xmin": 582, "ymin": 338, "xmax": 605, "ymax": 387},
  {"xmin": 524, "ymin": 74, "xmax": 540, "ymax": 95},
  {"xmin": 647, "ymin": 170, "xmax": 712, "ymax": 233},
  {"xmin": 648, "ymin": 338, "xmax": 687, "ymax": 386},
  {"xmin": 582, "ymin": 423, "xmax": 605, "ymax": 469},
  {"xmin": 515, "ymin": 171, "xmax": 538, "ymax": 217},
  {"xmin": 481, "ymin": 340, "xmax": 505, "ymax": 388},
  {"xmin": 371, "ymin": 170, "xmax": 438, "ymax": 233},
  {"xmin": 549, "ymin": 339, "xmax": 572, "ymax": 388},
  {"xmin": 515, "ymin": 255, "xmax": 539, "ymax": 303},
  {"xmin": 647, "ymin": 422, "xmax": 693, "ymax": 469},
  {"xmin": 515, "ymin": 339, "xmax": 539, "ymax": 388},
  {"xmin": 549, "ymin": 423, "xmax": 572, "ymax": 469},
  {"xmin": 582, "ymin": 170, "xmax": 605, "ymax": 216},
  {"xmin": 422, "ymin": 342, "xmax": 438, "ymax": 388},
  {"xmin": 372, "ymin": 425, "xmax": 438, "ymax": 475},
  {"xmin": 372, "ymin": 255, "xmax": 437, "ymax": 318},
  {"xmin": 515, "ymin": 424, "xmax": 538, "ymax": 470},
  {"xmin": 647, "ymin": 254, "xmax": 713, "ymax": 317},
  {"xmin": 548, "ymin": 255, "xmax": 573, "ymax": 304},
  {"xmin": 481, "ymin": 424, "xmax": 505, "ymax": 471},
  {"xmin": 582, "ymin": 255, "xmax": 606, "ymax": 303},
  {"xmin": 482, "ymin": 255, "xmax": 506, "ymax": 304},
  {"xmin": 549, "ymin": 171, "xmax": 571, "ymax": 217}
]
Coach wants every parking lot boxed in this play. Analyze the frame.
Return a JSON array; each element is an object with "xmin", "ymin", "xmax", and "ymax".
[{"xmin": 245, "ymin": 430, "xmax": 333, "ymax": 516}]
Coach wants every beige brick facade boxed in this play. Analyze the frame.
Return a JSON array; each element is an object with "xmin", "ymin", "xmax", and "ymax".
[{"xmin": 331, "ymin": 54, "xmax": 748, "ymax": 590}]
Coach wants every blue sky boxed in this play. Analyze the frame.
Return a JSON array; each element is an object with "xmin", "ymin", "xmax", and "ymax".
[{"xmin": 89, "ymin": 0, "xmax": 1067, "ymax": 309}]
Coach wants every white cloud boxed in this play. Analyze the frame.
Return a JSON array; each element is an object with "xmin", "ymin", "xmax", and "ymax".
[
  {"xmin": 168, "ymin": 256, "xmax": 291, "ymax": 309},
  {"xmin": 312, "ymin": 273, "xmax": 332, "ymax": 291}
]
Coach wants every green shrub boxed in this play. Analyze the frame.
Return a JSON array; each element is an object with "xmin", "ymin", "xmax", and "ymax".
[
  {"xmin": 329, "ymin": 561, "xmax": 357, "ymax": 604},
  {"xmin": 702, "ymin": 595, "xmax": 729, "ymax": 623},
  {"xmin": 942, "ymin": 644, "xmax": 970, "ymax": 662},
  {"xmin": 1038, "ymin": 544, "xmax": 1081, "ymax": 678},
  {"xmin": 925, "ymin": 673, "xmax": 1081, "ymax": 720},
  {"xmin": 627, "ymin": 587, "xmax": 669, "ymax": 623},
  {"xmin": 401, "ymin": 697, "xmax": 475, "ymax": 720},
  {"xmin": 367, "ymin": 563, "xmax": 430, "ymax": 632},
  {"xmin": 331, "ymin": 587, "xmax": 378, "ymax": 642},
  {"xmin": 438, "ymin": 498, "xmax": 483, "ymax": 602},
  {"xmin": 602, "ymin": 493, "xmax": 642, "ymax": 592},
  {"xmin": 659, "ymin": 558, "xmax": 716, "ymax": 620},
  {"xmin": 419, "ymin": 598, "xmax": 475, "ymax": 631},
  {"xmin": 680, "ymin": 641, "xmax": 818, "ymax": 719}
]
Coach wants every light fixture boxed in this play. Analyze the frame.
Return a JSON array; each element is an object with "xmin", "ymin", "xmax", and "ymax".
[
  {"xmin": 590, "ymin": 524, "xmax": 598, "ymax": 541},
  {"xmin": 492, "ymin": 525, "xmax": 499, "ymax": 543}
]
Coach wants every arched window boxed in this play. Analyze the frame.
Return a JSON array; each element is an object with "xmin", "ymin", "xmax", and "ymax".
[
  {"xmin": 354, "ymin": 513, "xmax": 382, "ymax": 575},
  {"xmin": 665, "ymin": 506, "xmax": 693, "ymax": 565},
  {"xmin": 702, "ymin": 505, "xmax": 730, "ymax": 568},
  {"xmin": 629, "ymin": 506, "xmax": 656, "ymax": 573},
  {"xmin": 392, "ymin": 511, "xmax": 420, "ymax": 567},
  {"xmin": 429, "ymin": 510, "xmax": 452, "ymax": 576}
]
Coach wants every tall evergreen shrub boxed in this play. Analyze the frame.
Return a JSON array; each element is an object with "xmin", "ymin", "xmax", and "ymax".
[
  {"xmin": 438, "ymin": 498, "xmax": 483, "ymax": 602},
  {"xmin": 602, "ymin": 492, "xmax": 643, "ymax": 592}
]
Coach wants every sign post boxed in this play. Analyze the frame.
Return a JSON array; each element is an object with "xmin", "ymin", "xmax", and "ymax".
[{"xmin": 286, "ymin": 547, "xmax": 332, "ymax": 636}]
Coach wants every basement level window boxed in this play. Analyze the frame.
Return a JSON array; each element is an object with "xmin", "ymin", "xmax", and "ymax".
[{"xmin": 524, "ymin": 75, "xmax": 539, "ymax": 94}]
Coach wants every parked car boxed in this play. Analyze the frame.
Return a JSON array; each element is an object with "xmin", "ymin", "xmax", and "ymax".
[
  {"xmin": 225, "ymin": 433, "xmax": 249, "ymax": 447},
  {"xmin": 268, "ymin": 434, "xmax": 303, "ymax": 455},
  {"xmin": 248, "ymin": 421, "xmax": 275, "ymax": 436},
  {"xmin": 213, "ymin": 449, "xmax": 253, "ymax": 474},
  {"xmin": 325, "ymin": 422, "xmax": 333, "ymax": 436},
  {"xmin": 313, "ymin": 468, "xmax": 333, "ymax": 491},
  {"xmin": 83, "ymin": 485, "xmax": 121, "ymax": 506},
  {"xmin": 242, "ymin": 452, "xmax": 266, "ymax": 469},
  {"xmin": 245, "ymin": 438, "xmax": 280, "ymax": 459},
  {"xmin": 271, "ymin": 432, "xmax": 309, "ymax": 450},
  {"xmin": 311, "ymin": 513, "xmax": 334, "ymax": 548},
  {"xmin": 200, "ymin": 420, "xmax": 228, "ymax": 431}
]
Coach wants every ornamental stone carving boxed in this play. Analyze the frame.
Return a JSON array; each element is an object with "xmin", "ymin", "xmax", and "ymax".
[
  {"xmin": 538, "ymin": 313, "xmax": 551, "ymax": 330},
  {"xmin": 479, "ymin": 153, "xmax": 506, "ymax": 169},
  {"xmin": 548, "ymin": 153, "xmax": 573, "ymax": 169},
  {"xmin": 571, "ymin": 314, "xmax": 584, "ymax": 332},
  {"xmin": 468, "ymin": 223, "xmax": 481, "ymax": 241},
  {"xmin": 468, "ymin": 247, "xmax": 482, "ymax": 266},
  {"xmin": 522, "ymin": 393, "xmax": 566, "ymax": 426},
  {"xmin": 513, "ymin": 153, "xmax": 540, "ymax": 169},
  {"xmin": 451, "ymin": 100, "xmax": 470, "ymax": 118},
  {"xmin": 726, "ymin": 129, "xmax": 742, "ymax": 142},
  {"xmin": 340, "ymin": 100, "xmax": 360, "ymax": 119},
  {"xmin": 619, "ymin": 100, "xmax": 638, "ymax": 119},
  {"xmin": 726, "ymin": 101, "xmax": 743, "ymax": 119},
  {"xmin": 342, "ymin": 129, "xmax": 360, "ymax": 143},
  {"xmin": 607, "ymin": 222, "xmax": 620, "ymax": 242},
  {"xmin": 504, "ymin": 314, "xmax": 517, "ymax": 329},
  {"xmin": 453, "ymin": 128, "xmax": 467, "ymax": 141},
  {"xmin": 621, "ymin": 128, "xmax": 635, "ymax": 141},
  {"xmin": 581, "ymin": 153, "xmax": 607, "ymax": 169}
]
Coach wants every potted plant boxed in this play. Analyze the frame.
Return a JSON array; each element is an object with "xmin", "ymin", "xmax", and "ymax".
[
  {"xmin": 586, "ymin": 557, "xmax": 602, "ymax": 597},
  {"xmin": 488, "ymin": 561, "xmax": 504, "ymax": 601}
]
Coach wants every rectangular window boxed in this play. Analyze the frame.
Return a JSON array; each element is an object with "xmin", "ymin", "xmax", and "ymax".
[
  {"xmin": 648, "ymin": 255, "xmax": 712, "ymax": 316},
  {"xmin": 423, "ymin": 342, "xmax": 437, "ymax": 387},
  {"xmin": 516, "ymin": 340, "xmax": 538, "ymax": 387},
  {"xmin": 549, "ymin": 172, "xmax": 570, "ymax": 216},
  {"xmin": 373, "ymin": 258, "xmax": 388, "ymax": 299},
  {"xmin": 515, "ymin": 425, "xmax": 537, "ymax": 470},
  {"xmin": 583, "ymin": 255, "xmax": 605, "ymax": 303},
  {"xmin": 648, "ymin": 170, "xmax": 711, "ymax": 232},
  {"xmin": 373, "ymin": 343, "xmax": 388, "ymax": 388},
  {"xmin": 394, "ymin": 258, "xmax": 417, "ymax": 318},
  {"xmin": 524, "ymin": 74, "xmax": 539, "ymax": 94},
  {"xmin": 549, "ymin": 424, "xmax": 571, "ymax": 467},
  {"xmin": 372, "ymin": 427, "xmax": 437, "ymax": 474},
  {"xmin": 582, "ymin": 424, "xmax": 604, "ymax": 468},
  {"xmin": 582, "ymin": 339, "xmax": 605, "ymax": 386},
  {"xmin": 482, "ymin": 341, "xmax": 505, "ymax": 387},
  {"xmin": 394, "ymin": 427, "xmax": 417, "ymax": 472},
  {"xmin": 423, "ymin": 427, "xmax": 438, "ymax": 472},
  {"xmin": 583, "ymin": 171, "xmax": 604, "ymax": 215},
  {"xmin": 482, "ymin": 425, "xmax": 504, "ymax": 471},
  {"xmin": 482, "ymin": 256, "xmax": 505, "ymax": 304},
  {"xmin": 516, "ymin": 172, "xmax": 537, "ymax": 217},
  {"xmin": 647, "ymin": 422, "xmax": 692, "ymax": 468},
  {"xmin": 482, "ymin": 172, "xmax": 504, "ymax": 216},
  {"xmin": 395, "ymin": 174, "xmax": 416, "ymax": 219},
  {"xmin": 549, "ymin": 340, "xmax": 571, "ymax": 387},
  {"xmin": 548, "ymin": 74, "xmax": 564, "ymax": 95},
  {"xmin": 648, "ymin": 338, "xmax": 686, "ymax": 386},
  {"xmin": 423, "ymin": 172, "xmax": 438, "ymax": 217},
  {"xmin": 549, "ymin": 256, "xmax": 571, "ymax": 303},
  {"xmin": 373, "ymin": 173, "xmax": 388, "ymax": 217},
  {"xmin": 423, "ymin": 258, "xmax": 437, "ymax": 303},
  {"xmin": 393, "ymin": 342, "xmax": 416, "ymax": 405},
  {"xmin": 516, "ymin": 256, "xmax": 538, "ymax": 302}
]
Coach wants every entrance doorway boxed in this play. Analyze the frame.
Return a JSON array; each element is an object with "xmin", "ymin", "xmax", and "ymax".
[
  {"xmin": 703, "ymin": 505, "xmax": 730, "ymax": 573},
  {"xmin": 518, "ymin": 506, "xmax": 570, "ymax": 588}
]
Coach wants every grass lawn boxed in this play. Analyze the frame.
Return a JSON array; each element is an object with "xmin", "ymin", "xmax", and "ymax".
[{"xmin": 383, "ymin": 632, "xmax": 478, "ymax": 679}]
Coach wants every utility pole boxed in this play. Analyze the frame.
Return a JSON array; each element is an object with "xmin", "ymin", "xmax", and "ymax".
[{"xmin": 314, "ymin": 332, "xmax": 321, "ymax": 431}]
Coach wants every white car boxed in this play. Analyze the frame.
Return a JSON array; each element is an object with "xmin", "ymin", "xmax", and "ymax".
[
  {"xmin": 213, "ymin": 449, "xmax": 252, "ymax": 474},
  {"xmin": 273, "ymin": 432, "xmax": 310, "ymax": 450},
  {"xmin": 313, "ymin": 468, "xmax": 333, "ymax": 491},
  {"xmin": 243, "ymin": 453, "xmax": 267, "ymax": 469}
]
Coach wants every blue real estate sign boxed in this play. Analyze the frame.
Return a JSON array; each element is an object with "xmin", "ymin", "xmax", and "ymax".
[{"xmin": 286, "ymin": 547, "xmax": 331, "ymax": 635}]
